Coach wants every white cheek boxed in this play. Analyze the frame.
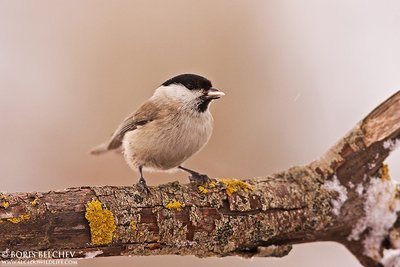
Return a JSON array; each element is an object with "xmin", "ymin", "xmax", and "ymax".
[{"xmin": 152, "ymin": 84, "xmax": 201, "ymax": 102}]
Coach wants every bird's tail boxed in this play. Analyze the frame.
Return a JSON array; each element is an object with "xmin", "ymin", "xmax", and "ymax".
[{"xmin": 89, "ymin": 143, "xmax": 109, "ymax": 155}]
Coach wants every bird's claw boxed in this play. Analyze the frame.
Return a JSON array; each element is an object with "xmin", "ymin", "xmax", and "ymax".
[
  {"xmin": 137, "ymin": 177, "xmax": 151, "ymax": 194},
  {"xmin": 189, "ymin": 173, "xmax": 210, "ymax": 185}
]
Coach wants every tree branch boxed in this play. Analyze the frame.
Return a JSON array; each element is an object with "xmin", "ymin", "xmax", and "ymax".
[{"xmin": 1, "ymin": 92, "xmax": 400, "ymax": 267}]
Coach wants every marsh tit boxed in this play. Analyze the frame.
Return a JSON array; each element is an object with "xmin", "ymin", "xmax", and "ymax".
[{"xmin": 90, "ymin": 74, "xmax": 225, "ymax": 193}]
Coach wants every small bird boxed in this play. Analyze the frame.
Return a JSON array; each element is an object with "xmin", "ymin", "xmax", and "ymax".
[{"xmin": 90, "ymin": 74, "xmax": 225, "ymax": 192}]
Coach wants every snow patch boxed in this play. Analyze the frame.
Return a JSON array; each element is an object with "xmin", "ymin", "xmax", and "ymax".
[
  {"xmin": 355, "ymin": 183, "xmax": 364, "ymax": 195},
  {"xmin": 381, "ymin": 249, "xmax": 400, "ymax": 267},
  {"xmin": 347, "ymin": 177, "xmax": 400, "ymax": 260},
  {"xmin": 323, "ymin": 175, "xmax": 348, "ymax": 216},
  {"xmin": 368, "ymin": 163, "xmax": 376, "ymax": 169},
  {"xmin": 84, "ymin": 250, "xmax": 103, "ymax": 259},
  {"xmin": 383, "ymin": 139, "xmax": 400, "ymax": 151}
]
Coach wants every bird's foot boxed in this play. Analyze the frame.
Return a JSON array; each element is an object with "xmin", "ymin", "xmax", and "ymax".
[
  {"xmin": 178, "ymin": 166, "xmax": 210, "ymax": 185},
  {"xmin": 137, "ymin": 177, "xmax": 151, "ymax": 194}
]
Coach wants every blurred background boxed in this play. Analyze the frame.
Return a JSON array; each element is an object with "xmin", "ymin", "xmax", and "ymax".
[{"xmin": 1, "ymin": 0, "xmax": 400, "ymax": 266}]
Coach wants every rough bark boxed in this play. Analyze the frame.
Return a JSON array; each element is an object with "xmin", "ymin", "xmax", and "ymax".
[{"xmin": 1, "ymin": 92, "xmax": 400, "ymax": 267}]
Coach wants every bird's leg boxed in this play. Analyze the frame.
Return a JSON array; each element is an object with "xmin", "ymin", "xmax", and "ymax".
[
  {"xmin": 178, "ymin": 166, "xmax": 210, "ymax": 184},
  {"xmin": 137, "ymin": 166, "xmax": 150, "ymax": 194}
]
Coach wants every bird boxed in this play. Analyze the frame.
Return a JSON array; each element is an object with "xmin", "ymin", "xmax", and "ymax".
[{"xmin": 90, "ymin": 74, "xmax": 225, "ymax": 193}]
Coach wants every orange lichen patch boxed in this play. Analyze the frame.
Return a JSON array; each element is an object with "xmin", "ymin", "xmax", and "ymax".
[
  {"xmin": 7, "ymin": 214, "xmax": 30, "ymax": 224},
  {"xmin": 380, "ymin": 164, "xmax": 390, "ymax": 181},
  {"xmin": 219, "ymin": 178, "xmax": 253, "ymax": 196},
  {"xmin": 85, "ymin": 199, "xmax": 116, "ymax": 245},
  {"xmin": 165, "ymin": 200, "xmax": 183, "ymax": 211}
]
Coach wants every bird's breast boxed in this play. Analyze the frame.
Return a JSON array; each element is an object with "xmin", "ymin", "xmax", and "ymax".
[{"xmin": 123, "ymin": 111, "xmax": 213, "ymax": 170}]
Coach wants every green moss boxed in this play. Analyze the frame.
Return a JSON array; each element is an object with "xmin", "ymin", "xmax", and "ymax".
[{"xmin": 85, "ymin": 199, "xmax": 116, "ymax": 245}]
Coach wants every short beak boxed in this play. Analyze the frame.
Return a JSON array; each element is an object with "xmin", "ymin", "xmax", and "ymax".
[{"xmin": 205, "ymin": 88, "xmax": 225, "ymax": 99}]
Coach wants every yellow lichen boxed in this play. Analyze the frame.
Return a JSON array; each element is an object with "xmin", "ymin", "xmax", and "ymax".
[
  {"xmin": 31, "ymin": 196, "xmax": 40, "ymax": 206},
  {"xmin": 380, "ymin": 164, "xmax": 390, "ymax": 181},
  {"xmin": 165, "ymin": 200, "xmax": 183, "ymax": 211},
  {"xmin": 130, "ymin": 220, "xmax": 137, "ymax": 231},
  {"xmin": 219, "ymin": 178, "xmax": 253, "ymax": 196},
  {"xmin": 85, "ymin": 199, "xmax": 116, "ymax": 245},
  {"xmin": 7, "ymin": 214, "xmax": 30, "ymax": 224},
  {"xmin": 208, "ymin": 181, "xmax": 216, "ymax": 188},
  {"xmin": 1, "ymin": 201, "xmax": 9, "ymax": 209},
  {"xmin": 198, "ymin": 185, "xmax": 208, "ymax": 194},
  {"xmin": 197, "ymin": 181, "xmax": 217, "ymax": 194},
  {"xmin": 0, "ymin": 195, "xmax": 9, "ymax": 209}
]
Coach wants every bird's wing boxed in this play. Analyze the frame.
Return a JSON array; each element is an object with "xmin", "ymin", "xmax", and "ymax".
[{"xmin": 90, "ymin": 100, "xmax": 160, "ymax": 155}]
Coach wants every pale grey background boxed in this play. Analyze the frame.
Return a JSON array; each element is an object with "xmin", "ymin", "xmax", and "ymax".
[{"xmin": 1, "ymin": 1, "xmax": 400, "ymax": 266}]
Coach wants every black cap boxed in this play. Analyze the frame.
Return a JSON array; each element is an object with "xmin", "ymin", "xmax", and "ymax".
[{"xmin": 162, "ymin": 74, "xmax": 212, "ymax": 90}]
